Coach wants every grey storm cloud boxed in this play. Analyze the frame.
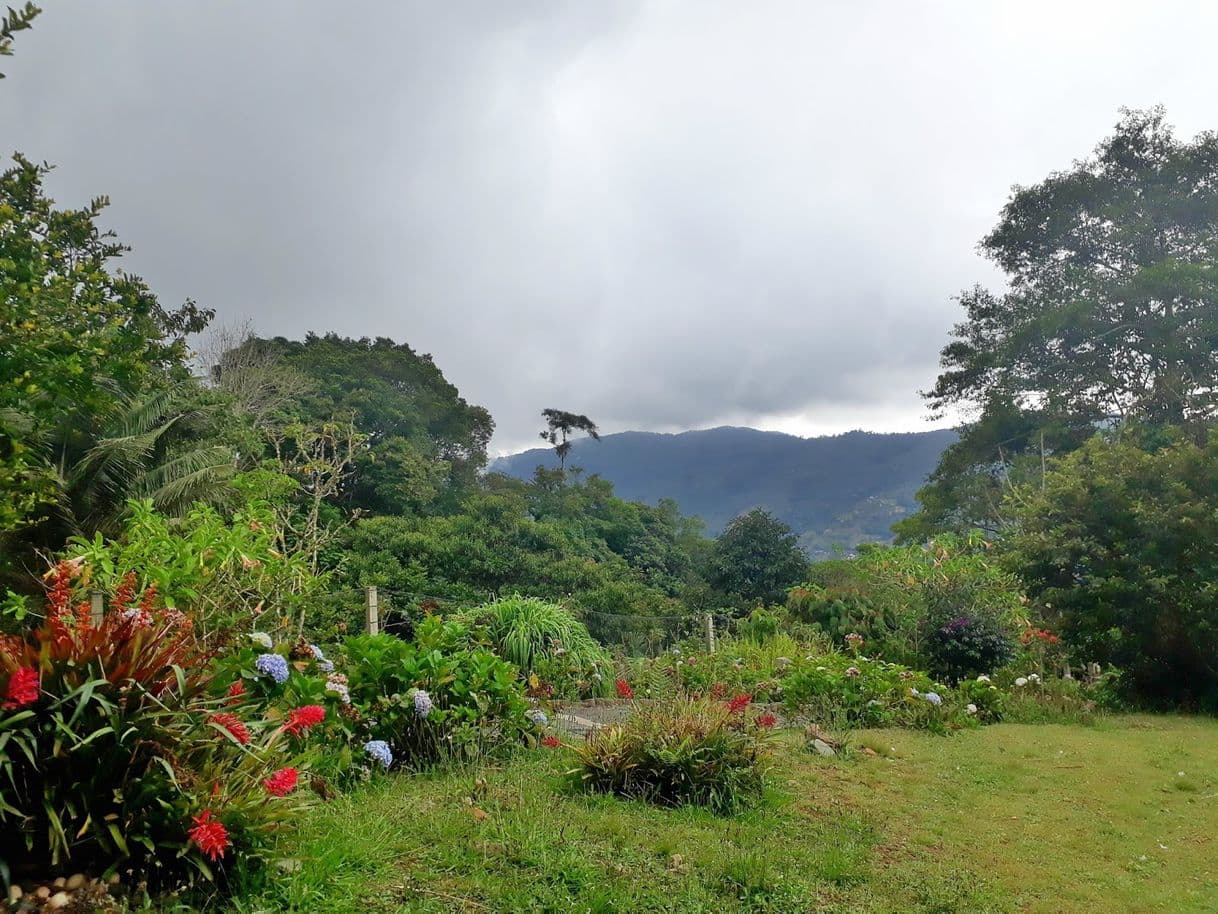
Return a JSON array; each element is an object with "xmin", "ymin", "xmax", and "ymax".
[{"xmin": 4, "ymin": 1, "xmax": 1218, "ymax": 452}]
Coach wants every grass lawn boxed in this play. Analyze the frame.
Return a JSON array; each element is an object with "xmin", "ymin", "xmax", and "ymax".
[{"xmin": 233, "ymin": 715, "xmax": 1218, "ymax": 913}]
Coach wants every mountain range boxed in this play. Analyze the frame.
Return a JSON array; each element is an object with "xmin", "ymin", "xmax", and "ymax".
[{"xmin": 491, "ymin": 426, "xmax": 957, "ymax": 555}]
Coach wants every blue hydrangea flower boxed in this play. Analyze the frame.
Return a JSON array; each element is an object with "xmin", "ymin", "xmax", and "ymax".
[
  {"xmin": 527, "ymin": 709, "xmax": 548, "ymax": 726},
  {"xmin": 249, "ymin": 631, "xmax": 274, "ymax": 650},
  {"xmin": 364, "ymin": 739, "xmax": 393, "ymax": 769},
  {"xmin": 319, "ymin": 659, "xmax": 335, "ymax": 673},
  {"xmin": 308, "ymin": 644, "xmax": 326, "ymax": 661},
  {"xmin": 924, "ymin": 691, "xmax": 943, "ymax": 706},
  {"xmin": 255, "ymin": 652, "xmax": 290, "ymax": 684},
  {"xmin": 412, "ymin": 689, "xmax": 433, "ymax": 718}
]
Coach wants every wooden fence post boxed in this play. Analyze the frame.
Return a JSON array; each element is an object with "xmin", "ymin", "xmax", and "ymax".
[
  {"xmin": 90, "ymin": 591, "xmax": 105, "ymax": 627},
  {"xmin": 365, "ymin": 586, "xmax": 379, "ymax": 635},
  {"xmin": 704, "ymin": 612, "xmax": 716, "ymax": 654}
]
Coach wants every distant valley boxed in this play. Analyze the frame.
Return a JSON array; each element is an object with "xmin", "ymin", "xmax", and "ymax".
[{"xmin": 491, "ymin": 426, "xmax": 956, "ymax": 555}]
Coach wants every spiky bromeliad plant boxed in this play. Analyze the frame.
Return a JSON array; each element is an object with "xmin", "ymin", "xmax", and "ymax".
[{"xmin": 0, "ymin": 561, "xmax": 311, "ymax": 885}]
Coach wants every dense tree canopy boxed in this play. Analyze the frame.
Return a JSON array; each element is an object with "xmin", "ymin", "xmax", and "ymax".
[
  {"xmin": 907, "ymin": 109, "xmax": 1218, "ymax": 538},
  {"xmin": 704, "ymin": 508, "xmax": 808, "ymax": 608},
  {"xmin": 259, "ymin": 334, "xmax": 494, "ymax": 515},
  {"xmin": 1003, "ymin": 432, "xmax": 1218, "ymax": 709}
]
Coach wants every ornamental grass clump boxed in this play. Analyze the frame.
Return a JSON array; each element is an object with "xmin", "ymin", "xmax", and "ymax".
[{"xmin": 570, "ymin": 697, "xmax": 772, "ymax": 814}]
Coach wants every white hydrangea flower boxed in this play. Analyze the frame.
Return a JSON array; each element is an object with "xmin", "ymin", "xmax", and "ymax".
[
  {"xmin": 1015, "ymin": 677, "xmax": 1029, "ymax": 687},
  {"xmin": 249, "ymin": 631, "xmax": 273, "ymax": 650}
]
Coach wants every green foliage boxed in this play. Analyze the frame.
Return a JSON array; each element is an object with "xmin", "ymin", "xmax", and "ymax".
[
  {"xmin": 781, "ymin": 654, "xmax": 959, "ymax": 730},
  {"xmin": 538, "ymin": 407, "xmax": 600, "ymax": 470},
  {"xmin": 910, "ymin": 108, "xmax": 1218, "ymax": 536},
  {"xmin": 925, "ymin": 613, "xmax": 1015, "ymax": 683},
  {"xmin": 463, "ymin": 595, "xmax": 608, "ymax": 674},
  {"xmin": 0, "ymin": 563, "xmax": 309, "ymax": 883},
  {"xmin": 62, "ymin": 498, "xmax": 324, "ymax": 643},
  {"xmin": 705, "ymin": 509, "xmax": 808, "ymax": 607},
  {"xmin": 0, "ymin": 155, "xmax": 211, "ymax": 532},
  {"xmin": 1002, "ymin": 432, "xmax": 1218, "ymax": 709},
  {"xmin": 254, "ymin": 334, "xmax": 494, "ymax": 515},
  {"xmin": 570, "ymin": 697, "xmax": 773, "ymax": 814},
  {"xmin": 790, "ymin": 535, "xmax": 1025, "ymax": 669},
  {"xmin": 0, "ymin": 3, "xmax": 40, "ymax": 78},
  {"xmin": 339, "ymin": 620, "xmax": 530, "ymax": 767}
]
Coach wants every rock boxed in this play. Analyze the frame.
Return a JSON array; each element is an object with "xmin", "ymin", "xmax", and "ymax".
[
  {"xmin": 861, "ymin": 747, "xmax": 878, "ymax": 757},
  {"xmin": 52, "ymin": 877, "xmax": 66, "ymax": 888},
  {"xmin": 48, "ymin": 891, "xmax": 71, "ymax": 909},
  {"xmin": 7, "ymin": 886, "xmax": 21, "ymax": 903},
  {"xmin": 35, "ymin": 886, "xmax": 51, "ymax": 900},
  {"xmin": 66, "ymin": 873, "xmax": 86, "ymax": 891},
  {"xmin": 811, "ymin": 738, "xmax": 837, "ymax": 757}
]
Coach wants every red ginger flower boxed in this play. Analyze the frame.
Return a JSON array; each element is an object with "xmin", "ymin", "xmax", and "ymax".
[
  {"xmin": 2, "ymin": 667, "xmax": 39, "ymax": 709},
  {"xmin": 112, "ymin": 572, "xmax": 138, "ymax": 611},
  {"xmin": 284, "ymin": 704, "xmax": 326, "ymax": 736},
  {"xmin": 726, "ymin": 693, "xmax": 752, "ymax": 714},
  {"xmin": 614, "ymin": 678, "xmax": 634, "ymax": 700},
  {"xmin": 208, "ymin": 712, "xmax": 250, "ymax": 745},
  {"xmin": 540, "ymin": 735, "xmax": 561, "ymax": 748},
  {"xmin": 263, "ymin": 767, "xmax": 299, "ymax": 796},
  {"xmin": 188, "ymin": 809, "xmax": 230, "ymax": 861},
  {"xmin": 756, "ymin": 712, "xmax": 778, "ymax": 729}
]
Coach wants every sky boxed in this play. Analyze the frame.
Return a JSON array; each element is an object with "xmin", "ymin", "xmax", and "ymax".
[{"xmin": 4, "ymin": 1, "xmax": 1217, "ymax": 454}]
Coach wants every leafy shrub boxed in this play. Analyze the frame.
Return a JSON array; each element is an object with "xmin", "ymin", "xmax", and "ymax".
[
  {"xmin": 463, "ymin": 595, "xmax": 611, "ymax": 698},
  {"xmin": 61, "ymin": 498, "xmax": 325, "ymax": 644},
  {"xmin": 1003, "ymin": 432, "xmax": 1218, "ymax": 709},
  {"xmin": 0, "ymin": 562, "xmax": 311, "ymax": 884},
  {"xmin": 339, "ymin": 619, "xmax": 531, "ymax": 767},
  {"xmin": 790, "ymin": 536, "xmax": 1025, "ymax": 668},
  {"xmin": 570, "ymin": 698, "xmax": 772, "ymax": 813},
  {"xmin": 926, "ymin": 614, "xmax": 1015, "ymax": 683},
  {"xmin": 781, "ymin": 653, "xmax": 960, "ymax": 730}
]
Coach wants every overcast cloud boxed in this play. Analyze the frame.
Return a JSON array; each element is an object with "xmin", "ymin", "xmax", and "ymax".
[{"xmin": 3, "ymin": 1, "xmax": 1217, "ymax": 452}]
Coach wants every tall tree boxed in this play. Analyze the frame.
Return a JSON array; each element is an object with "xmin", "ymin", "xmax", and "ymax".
[
  {"xmin": 906, "ymin": 108, "xmax": 1218, "ymax": 537},
  {"xmin": 539, "ymin": 408, "xmax": 600, "ymax": 471}
]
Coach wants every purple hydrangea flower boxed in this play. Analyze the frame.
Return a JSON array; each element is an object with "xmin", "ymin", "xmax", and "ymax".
[
  {"xmin": 308, "ymin": 644, "xmax": 326, "ymax": 661},
  {"xmin": 255, "ymin": 652, "xmax": 290, "ymax": 684},
  {"xmin": 412, "ymin": 689, "xmax": 433, "ymax": 718},
  {"xmin": 319, "ymin": 659, "xmax": 335, "ymax": 673},
  {"xmin": 364, "ymin": 739, "xmax": 393, "ymax": 769},
  {"xmin": 924, "ymin": 691, "xmax": 943, "ymax": 706}
]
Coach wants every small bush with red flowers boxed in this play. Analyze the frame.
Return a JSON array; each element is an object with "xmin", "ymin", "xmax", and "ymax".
[
  {"xmin": 569, "ymin": 696, "xmax": 774, "ymax": 813},
  {"xmin": 0, "ymin": 562, "xmax": 315, "ymax": 888}
]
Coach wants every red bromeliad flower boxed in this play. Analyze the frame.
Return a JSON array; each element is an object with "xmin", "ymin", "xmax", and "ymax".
[
  {"xmin": 188, "ymin": 809, "xmax": 230, "ymax": 861},
  {"xmin": 208, "ymin": 712, "xmax": 251, "ymax": 745},
  {"xmin": 226, "ymin": 680, "xmax": 246, "ymax": 702},
  {"xmin": 726, "ymin": 693, "xmax": 752, "ymax": 714},
  {"xmin": 2, "ymin": 667, "xmax": 39, "ymax": 709},
  {"xmin": 614, "ymin": 678, "xmax": 634, "ymax": 700},
  {"xmin": 284, "ymin": 704, "xmax": 326, "ymax": 736},
  {"xmin": 263, "ymin": 767, "xmax": 299, "ymax": 796},
  {"xmin": 756, "ymin": 712, "xmax": 778, "ymax": 729},
  {"xmin": 540, "ymin": 735, "xmax": 561, "ymax": 748}
]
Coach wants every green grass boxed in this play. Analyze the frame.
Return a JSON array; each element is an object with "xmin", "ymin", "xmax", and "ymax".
[{"xmin": 233, "ymin": 715, "xmax": 1218, "ymax": 913}]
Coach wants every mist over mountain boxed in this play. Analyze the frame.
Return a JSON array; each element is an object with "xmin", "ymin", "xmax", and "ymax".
[{"xmin": 492, "ymin": 427, "xmax": 957, "ymax": 555}]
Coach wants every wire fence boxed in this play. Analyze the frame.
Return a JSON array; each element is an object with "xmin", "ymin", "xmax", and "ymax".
[{"xmin": 305, "ymin": 587, "xmax": 731, "ymax": 657}]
